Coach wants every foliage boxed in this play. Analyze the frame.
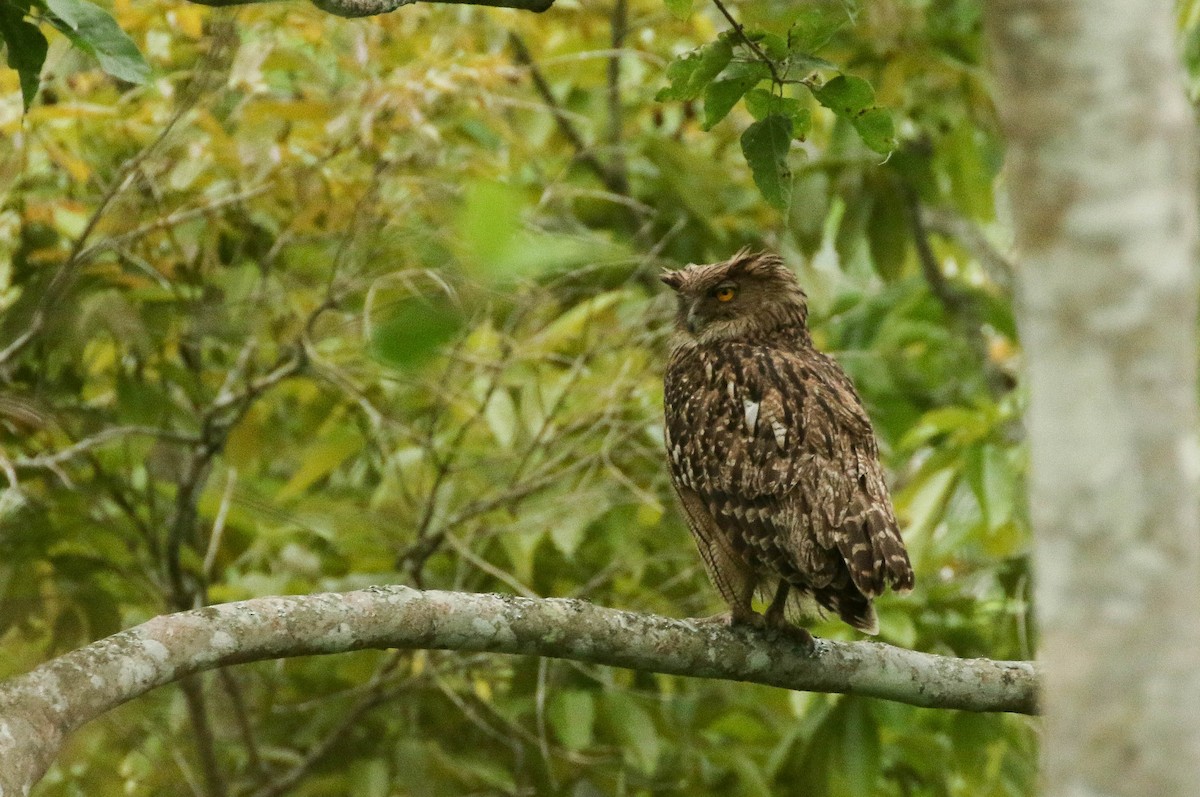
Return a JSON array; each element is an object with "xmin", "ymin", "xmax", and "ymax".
[{"xmin": 0, "ymin": 0, "xmax": 1033, "ymax": 795}]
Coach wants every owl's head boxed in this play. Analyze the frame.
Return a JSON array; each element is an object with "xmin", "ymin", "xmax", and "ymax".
[{"xmin": 660, "ymin": 249, "xmax": 809, "ymax": 344}]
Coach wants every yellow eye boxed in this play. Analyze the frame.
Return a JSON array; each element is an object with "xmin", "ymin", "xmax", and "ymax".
[{"xmin": 715, "ymin": 286, "xmax": 736, "ymax": 302}]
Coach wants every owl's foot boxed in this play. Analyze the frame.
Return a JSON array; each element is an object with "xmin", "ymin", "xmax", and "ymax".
[{"xmin": 772, "ymin": 624, "xmax": 815, "ymax": 650}]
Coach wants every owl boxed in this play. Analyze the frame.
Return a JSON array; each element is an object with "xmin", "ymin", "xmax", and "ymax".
[{"xmin": 661, "ymin": 249, "xmax": 913, "ymax": 637}]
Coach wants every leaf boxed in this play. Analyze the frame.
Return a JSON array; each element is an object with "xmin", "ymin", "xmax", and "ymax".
[
  {"xmin": 655, "ymin": 37, "xmax": 733, "ymax": 102},
  {"xmin": 743, "ymin": 89, "xmax": 812, "ymax": 139},
  {"xmin": 484, "ymin": 388, "xmax": 518, "ymax": 449},
  {"xmin": 277, "ymin": 430, "xmax": 363, "ymax": 502},
  {"xmin": 829, "ymin": 699, "xmax": 882, "ymax": 797},
  {"xmin": 458, "ymin": 180, "xmax": 520, "ymax": 272},
  {"xmin": 741, "ymin": 114, "xmax": 794, "ymax": 210},
  {"xmin": 812, "ymin": 74, "xmax": 875, "ymax": 117},
  {"xmin": 0, "ymin": 6, "xmax": 48, "ymax": 109},
  {"xmin": 853, "ymin": 107, "xmax": 896, "ymax": 154},
  {"xmin": 784, "ymin": 53, "xmax": 840, "ymax": 80},
  {"xmin": 604, "ymin": 693, "xmax": 660, "ymax": 773},
  {"xmin": 43, "ymin": 0, "xmax": 149, "ymax": 84},
  {"xmin": 370, "ymin": 296, "xmax": 464, "ymax": 370},
  {"xmin": 789, "ymin": 7, "xmax": 848, "ymax": 52},
  {"xmin": 701, "ymin": 62, "xmax": 770, "ymax": 130},
  {"xmin": 548, "ymin": 691, "xmax": 595, "ymax": 751},
  {"xmin": 663, "ymin": 0, "xmax": 692, "ymax": 20}
]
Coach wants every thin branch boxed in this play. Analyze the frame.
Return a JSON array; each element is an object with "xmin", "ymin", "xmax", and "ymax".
[
  {"xmin": 0, "ymin": 587, "xmax": 1041, "ymax": 794},
  {"xmin": 509, "ymin": 33, "xmax": 618, "ymax": 192},
  {"xmin": 178, "ymin": 676, "xmax": 227, "ymax": 797},
  {"xmin": 12, "ymin": 426, "xmax": 199, "ymax": 472},
  {"xmin": 202, "ymin": 466, "xmax": 238, "ymax": 582},
  {"xmin": 74, "ymin": 186, "xmax": 274, "ymax": 268},
  {"xmin": 605, "ymin": 0, "xmax": 630, "ymax": 196},
  {"xmin": 248, "ymin": 653, "xmax": 403, "ymax": 797},
  {"xmin": 710, "ymin": 0, "xmax": 783, "ymax": 85},
  {"xmin": 216, "ymin": 669, "xmax": 267, "ymax": 778}
]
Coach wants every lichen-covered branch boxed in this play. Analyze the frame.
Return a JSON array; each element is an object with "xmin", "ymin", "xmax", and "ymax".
[
  {"xmin": 0, "ymin": 587, "xmax": 1039, "ymax": 794},
  {"xmin": 185, "ymin": 0, "xmax": 554, "ymax": 17}
]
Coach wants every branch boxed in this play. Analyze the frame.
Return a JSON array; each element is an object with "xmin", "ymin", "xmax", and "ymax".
[
  {"xmin": 185, "ymin": 0, "xmax": 553, "ymax": 16},
  {"xmin": 509, "ymin": 33, "xmax": 620, "ymax": 192},
  {"xmin": 0, "ymin": 587, "xmax": 1039, "ymax": 793}
]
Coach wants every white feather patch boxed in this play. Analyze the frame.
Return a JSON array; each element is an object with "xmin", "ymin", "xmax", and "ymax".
[
  {"xmin": 771, "ymin": 419, "xmax": 787, "ymax": 450},
  {"xmin": 742, "ymin": 399, "xmax": 760, "ymax": 434}
]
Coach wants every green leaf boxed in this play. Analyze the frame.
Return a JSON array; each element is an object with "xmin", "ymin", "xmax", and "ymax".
[
  {"xmin": 701, "ymin": 62, "xmax": 770, "ymax": 130},
  {"xmin": 853, "ymin": 107, "xmax": 896, "ymax": 154},
  {"xmin": 784, "ymin": 52, "xmax": 841, "ymax": 79},
  {"xmin": 458, "ymin": 180, "xmax": 521, "ymax": 274},
  {"xmin": 370, "ymin": 296, "xmax": 464, "ymax": 370},
  {"xmin": 830, "ymin": 699, "xmax": 882, "ymax": 797},
  {"xmin": 277, "ymin": 430, "xmax": 364, "ymax": 502},
  {"xmin": 548, "ymin": 691, "xmax": 595, "ymax": 751},
  {"xmin": 604, "ymin": 693, "xmax": 660, "ymax": 773},
  {"xmin": 663, "ymin": 0, "xmax": 692, "ymax": 20},
  {"xmin": 655, "ymin": 37, "xmax": 733, "ymax": 102},
  {"xmin": 0, "ymin": 6, "xmax": 48, "ymax": 109},
  {"xmin": 812, "ymin": 74, "xmax": 875, "ymax": 117},
  {"xmin": 789, "ymin": 7, "xmax": 848, "ymax": 52},
  {"xmin": 743, "ymin": 88, "xmax": 811, "ymax": 139},
  {"xmin": 740, "ymin": 114, "xmax": 794, "ymax": 210},
  {"xmin": 43, "ymin": 0, "xmax": 149, "ymax": 84}
]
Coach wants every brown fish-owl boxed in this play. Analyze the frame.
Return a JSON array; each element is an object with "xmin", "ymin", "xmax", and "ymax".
[{"xmin": 661, "ymin": 250, "xmax": 913, "ymax": 636}]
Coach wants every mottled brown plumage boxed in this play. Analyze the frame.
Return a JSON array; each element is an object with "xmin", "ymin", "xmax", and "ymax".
[{"xmin": 661, "ymin": 249, "xmax": 912, "ymax": 635}]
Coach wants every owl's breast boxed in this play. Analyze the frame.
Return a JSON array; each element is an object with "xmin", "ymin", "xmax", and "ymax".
[{"xmin": 664, "ymin": 343, "xmax": 805, "ymax": 496}]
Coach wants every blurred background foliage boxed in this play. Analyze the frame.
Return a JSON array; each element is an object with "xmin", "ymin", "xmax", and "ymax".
[{"xmin": 0, "ymin": 0, "xmax": 1045, "ymax": 794}]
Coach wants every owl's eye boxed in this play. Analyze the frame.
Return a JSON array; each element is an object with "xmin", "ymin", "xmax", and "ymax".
[{"xmin": 714, "ymin": 286, "xmax": 736, "ymax": 302}]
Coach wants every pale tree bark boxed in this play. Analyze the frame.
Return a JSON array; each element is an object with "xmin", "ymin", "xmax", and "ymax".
[
  {"xmin": 0, "ymin": 587, "xmax": 1039, "ymax": 795},
  {"xmin": 985, "ymin": 3, "xmax": 1200, "ymax": 796}
]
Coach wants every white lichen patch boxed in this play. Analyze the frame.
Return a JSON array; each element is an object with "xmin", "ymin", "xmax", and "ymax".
[
  {"xmin": 208, "ymin": 630, "xmax": 237, "ymax": 654},
  {"xmin": 748, "ymin": 650, "xmax": 771, "ymax": 671},
  {"xmin": 118, "ymin": 658, "xmax": 163, "ymax": 693},
  {"xmin": 140, "ymin": 639, "xmax": 170, "ymax": 664}
]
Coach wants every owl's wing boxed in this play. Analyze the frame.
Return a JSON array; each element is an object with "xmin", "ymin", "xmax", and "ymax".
[{"xmin": 670, "ymin": 480, "xmax": 757, "ymax": 613}]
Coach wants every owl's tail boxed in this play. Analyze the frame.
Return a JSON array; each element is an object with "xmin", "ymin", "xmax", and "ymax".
[
  {"xmin": 837, "ymin": 501, "xmax": 915, "ymax": 597},
  {"xmin": 811, "ymin": 586, "xmax": 880, "ymax": 635}
]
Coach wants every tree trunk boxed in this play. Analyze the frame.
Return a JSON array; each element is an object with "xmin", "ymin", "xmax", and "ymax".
[{"xmin": 985, "ymin": 3, "xmax": 1200, "ymax": 795}]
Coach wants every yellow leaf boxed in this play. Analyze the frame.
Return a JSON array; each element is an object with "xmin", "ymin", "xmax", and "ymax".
[{"xmin": 276, "ymin": 430, "xmax": 363, "ymax": 502}]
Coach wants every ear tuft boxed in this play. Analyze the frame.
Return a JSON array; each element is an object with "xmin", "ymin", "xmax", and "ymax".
[{"xmin": 660, "ymin": 270, "xmax": 684, "ymax": 291}]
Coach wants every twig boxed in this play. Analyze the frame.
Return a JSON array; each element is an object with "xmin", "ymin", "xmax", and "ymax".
[
  {"xmin": 13, "ymin": 426, "xmax": 199, "ymax": 472},
  {"xmin": 75, "ymin": 186, "xmax": 274, "ymax": 267},
  {"xmin": 178, "ymin": 676, "xmax": 227, "ymax": 797},
  {"xmin": 216, "ymin": 669, "xmax": 267, "ymax": 777},
  {"xmin": 509, "ymin": 32, "xmax": 619, "ymax": 192},
  {"xmin": 248, "ymin": 653, "xmax": 404, "ymax": 797},
  {"xmin": 710, "ymin": 0, "xmax": 783, "ymax": 85},
  {"xmin": 605, "ymin": 0, "xmax": 630, "ymax": 196},
  {"xmin": 202, "ymin": 467, "xmax": 238, "ymax": 582}
]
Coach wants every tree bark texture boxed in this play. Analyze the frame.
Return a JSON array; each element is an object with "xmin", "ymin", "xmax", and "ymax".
[
  {"xmin": 985, "ymin": 3, "xmax": 1200, "ymax": 796},
  {"xmin": 0, "ymin": 587, "xmax": 1039, "ymax": 795},
  {"xmin": 187, "ymin": 0, "xmax": 555, "ymax": 16}
]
